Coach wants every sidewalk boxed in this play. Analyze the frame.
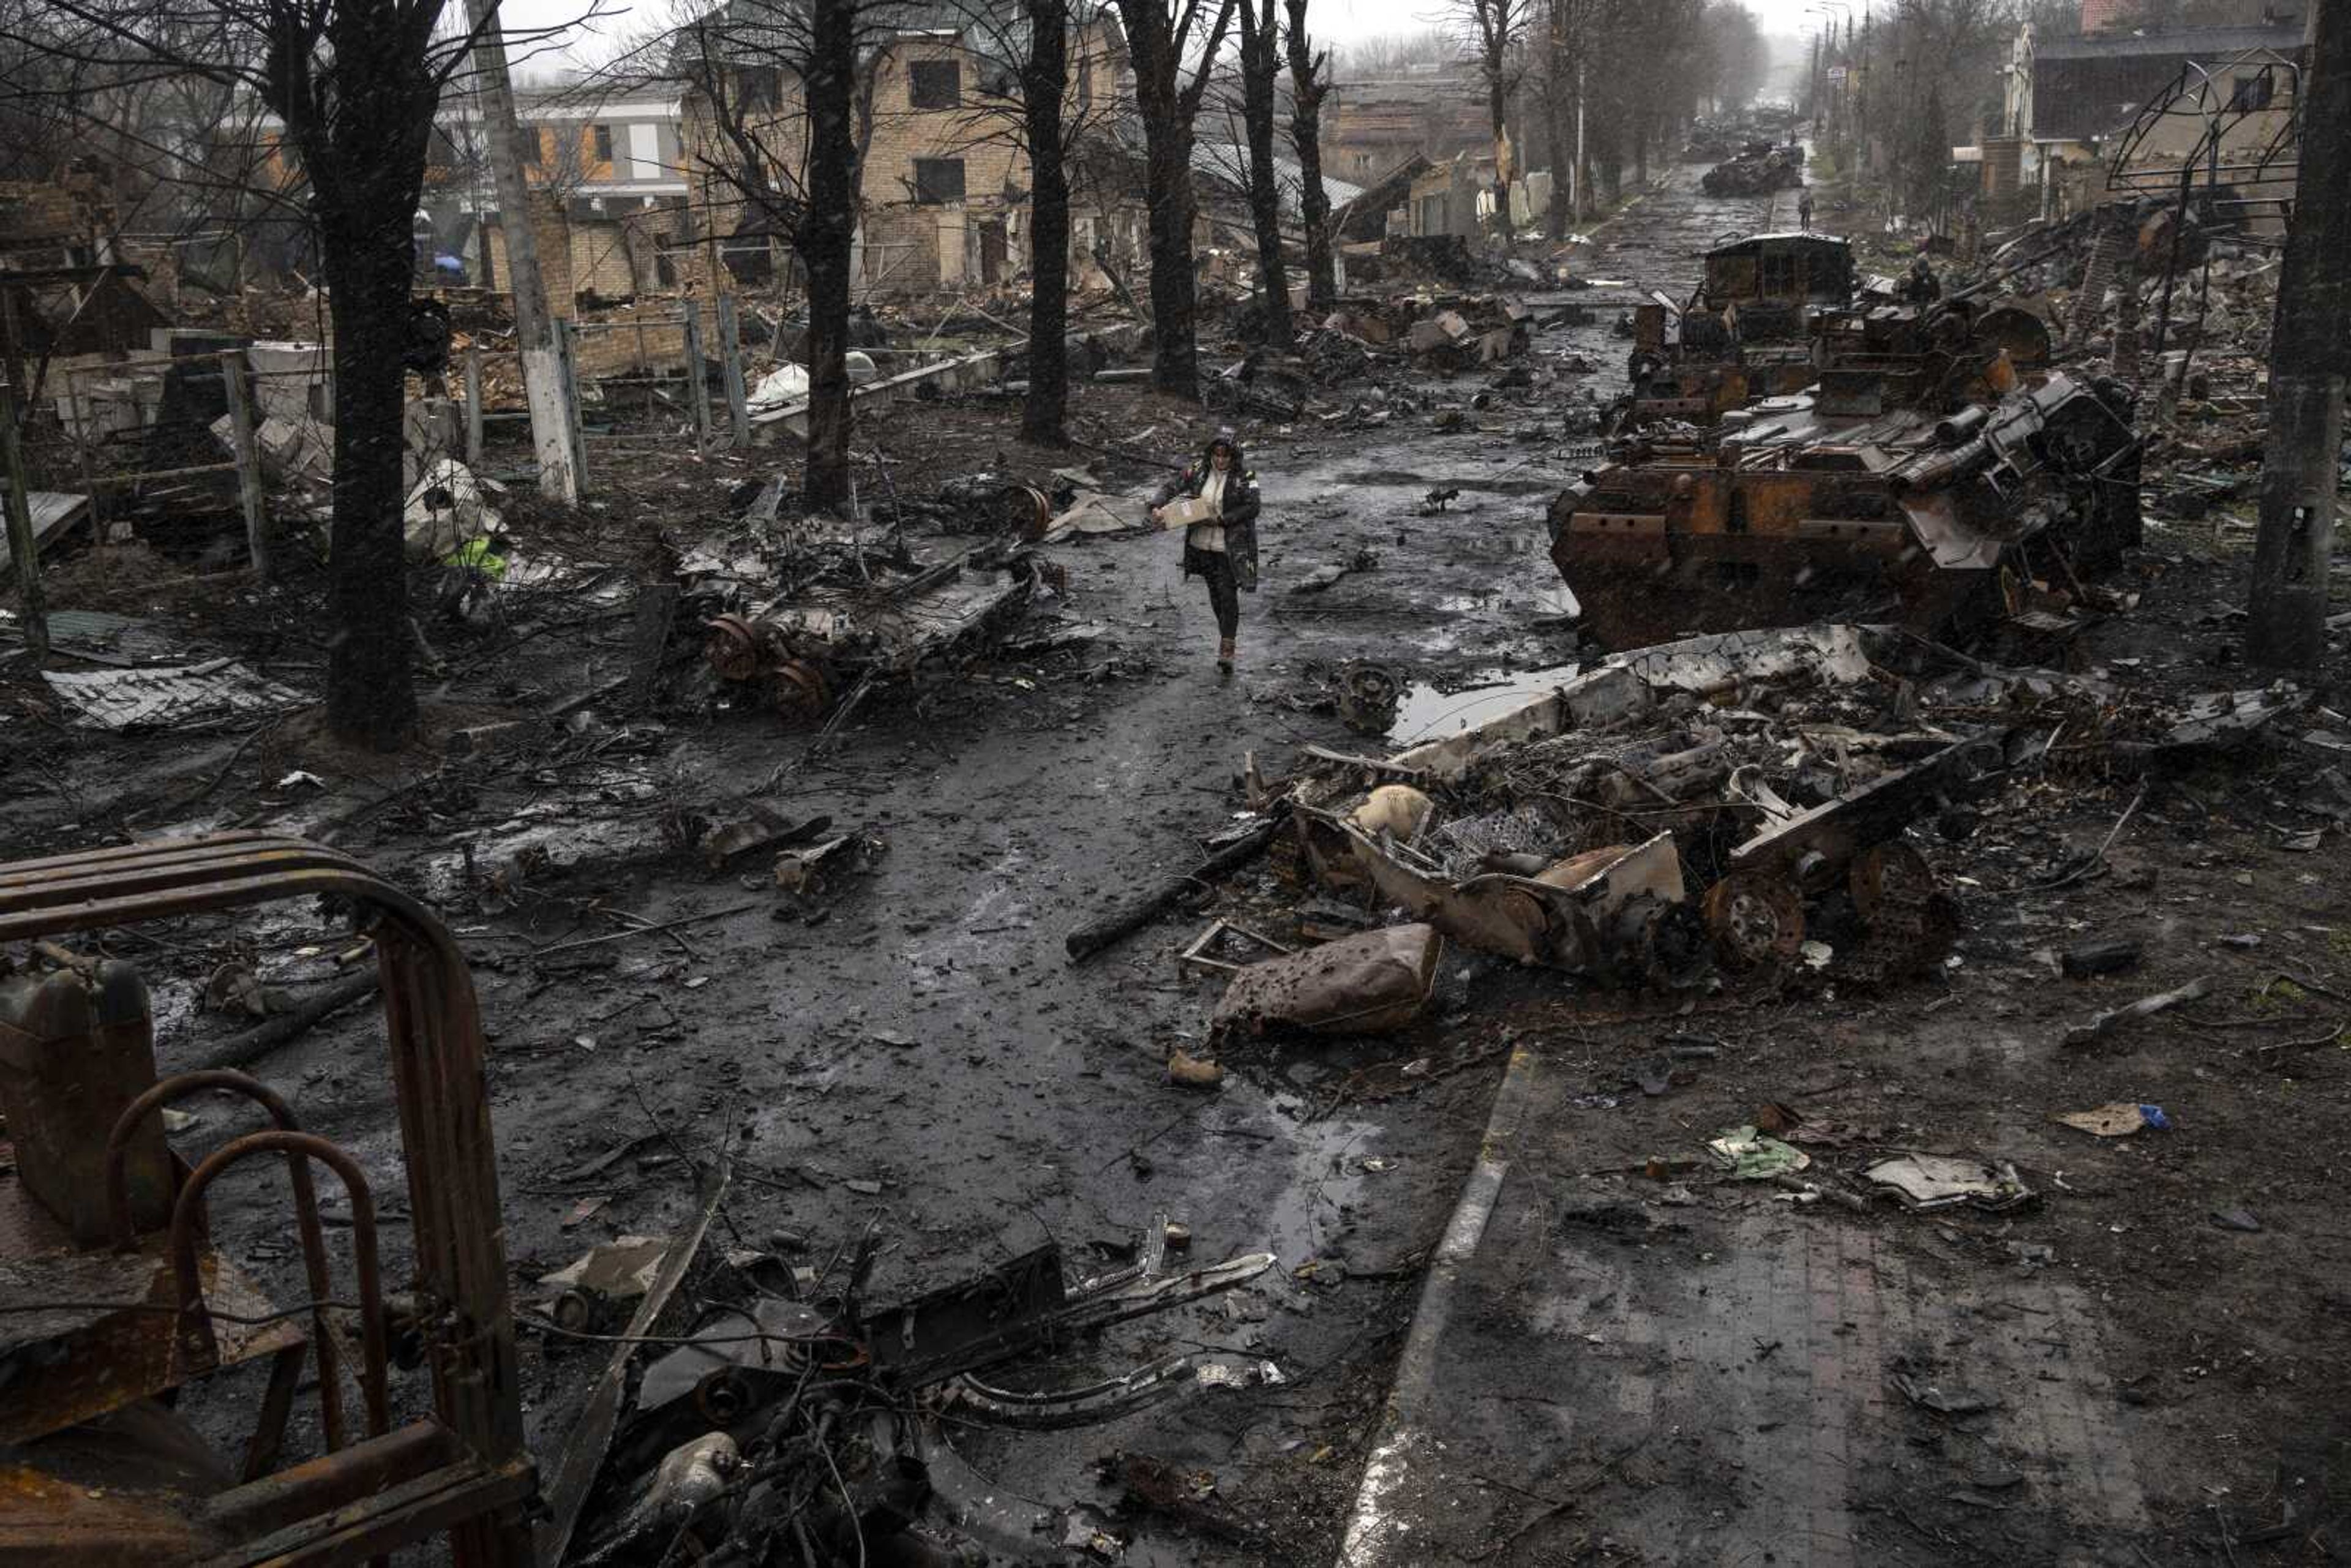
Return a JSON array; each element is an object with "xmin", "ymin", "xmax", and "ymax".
[{"xmin": 1339, "ymin": 1041, "xmax": 2163, "ymax": 1568}]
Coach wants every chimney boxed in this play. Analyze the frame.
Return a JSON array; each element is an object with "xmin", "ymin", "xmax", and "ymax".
[{"xmin": 2080, "ymin": 0, "xmax": 2135, "ymax": 31}]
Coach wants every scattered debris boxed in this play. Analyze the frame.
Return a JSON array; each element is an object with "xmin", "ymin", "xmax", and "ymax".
[
  {"xmin": 1865, "ymin": 1155, "xmax": 2034, "ymax": 1213},
  {"xmin": 2055, "ymin": 1101, "xmax": 2169, "ymax": 1138},
  {"xmin": 41, "ymin": 659, "xmax": 308, "ymax": 731},
  {"xmin": 1706, "ymin": 1125, "xmax": 1811, "ymax": 1180},
  {"xmin": 1211, "ymin": 924, "xmax": 1442, "ymax": 1038},
  {"xmin": 2060, "ymin": 975, "xmax": 2213, "ymax": 1048}
]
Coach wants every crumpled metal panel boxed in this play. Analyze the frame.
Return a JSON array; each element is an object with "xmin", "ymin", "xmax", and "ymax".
[{"xmin": 41, "ymin": 659, "xmax": 306, "ymax": 732}]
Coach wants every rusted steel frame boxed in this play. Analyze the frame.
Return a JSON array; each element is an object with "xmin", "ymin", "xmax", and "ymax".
[
  {"xmin": 0, "ymin": 834, "xmax": 533, "ymax": 1567},
  {"xmin": 201, "ymin": 1455, "xmax": 539, "ymax": 1568},
  {"xmin": 247, "ymin": 1343, "xmax": 311, "ymax": 1482},
  {"xmin": 105, "ymin": 1068, "xmax": 349, "ymax": 1454},
  {"xmin": 202, "ymin": 1420, "xmax": 456, "ymax": 1544},
  {"xmin": 168, "ymin": 1130, "xmax": 392, "ymax": 1442}
]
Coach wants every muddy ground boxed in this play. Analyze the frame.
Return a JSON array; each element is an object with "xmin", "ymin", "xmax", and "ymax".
[{"xmin": 4, "ymin": 163, "xmax": 2347, "ymax": 1566}]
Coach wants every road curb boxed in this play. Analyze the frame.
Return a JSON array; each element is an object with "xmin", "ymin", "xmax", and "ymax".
[{"xmin": 1337, "ymin": 1043, "xmax": 1540, "ymax": 1567}]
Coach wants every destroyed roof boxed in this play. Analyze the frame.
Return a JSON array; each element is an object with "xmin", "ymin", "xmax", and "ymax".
[
  {"xmin": 1190, "ymin": 140, "xmax": 1365, "ymax": 223},
  {"xmin": 2029, "ymin": 24, "xmax": 2309, "ymax": 142},
  {"xmin": 670, "ymin": 0, "xmax": 1123, "ymax": 75},
  {"xmin": 2034, "ymin": 21, "xmax": 2309, "ymax": 61},
  {"xmin": 1331, "ymin": 153, "xmax": 1431, "ymax": 241},
  {"xmin": 1704, "ymin": 231, "xmax": 1853, "ymax": 256}
]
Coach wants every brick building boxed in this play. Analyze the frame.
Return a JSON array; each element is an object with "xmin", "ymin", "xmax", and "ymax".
[
  {"xmin": 677, "ymin": 1, "xmax": 1134, "ymax": 299},
  {"xmin": 1315, "ymin": 66, "xmax": 1493, "ymax": 187},
  {"xmin": 432, "ymin": 84, "xmax": 694, "ymax": 304}
]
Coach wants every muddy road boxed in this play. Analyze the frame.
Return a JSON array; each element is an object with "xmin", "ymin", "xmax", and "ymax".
[{"xmin": 43, "ymin": 157, "xmax": 2339, "ymax": 1568}]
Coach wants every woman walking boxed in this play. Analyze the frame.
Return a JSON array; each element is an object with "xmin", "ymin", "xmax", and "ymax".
[{"xmin": 1148, "ymin": 426, "xmax": 1260, "ymax": 677}]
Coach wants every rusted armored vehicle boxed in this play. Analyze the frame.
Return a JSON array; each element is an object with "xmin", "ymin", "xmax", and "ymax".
[
  {"xmin": 1701, "ymin": 143, "xmax": 1805, "ymax": 196},
  {"xmin": 1622, "ymin": 231, "xmax": 1857, "ymax": 429},
  {"xmin": 1551, "ymin": 371, "xmax": 2142, "ymax": 648}
]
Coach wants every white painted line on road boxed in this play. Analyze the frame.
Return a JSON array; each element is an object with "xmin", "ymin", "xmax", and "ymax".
[{"xmin": 1336, "ymin": 1043, "xmax": 1540, "ymax": 1568}]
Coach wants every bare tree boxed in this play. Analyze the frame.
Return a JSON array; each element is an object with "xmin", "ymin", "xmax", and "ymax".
[
  {"xmin": 1019, "ymin": 0, "xmax": 1074, "ymax": 443},
  {"xmin": 1232, "ymin": 0, "xmax": 1289, "ymax": 347},
  {"xmin": 1450, "ymin": 0, "xmax": 1529, "ymax": 236},
  {"xmin": 3, "ymin": 0, "xmax": 528, "ymax": 748},
  {"xmin": 1281, "ymin": 0, "xmax": 1334, "ymax": 313},
  {"xmin": 1112, "ymin": 0, "xmax": 1239, "ymax": 397},
  {"xmin": 675, "ymin": 0, "xmax": 894, "ymax": 511},
  {"xmin": 946, "ymin": 0, "xmax": 1123, "ymax": 446}
]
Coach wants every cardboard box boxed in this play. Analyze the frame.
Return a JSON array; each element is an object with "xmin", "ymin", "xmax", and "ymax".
[{"xmin": 1158, "ymin": 495, "xmax": 1216, "ymax": 530}]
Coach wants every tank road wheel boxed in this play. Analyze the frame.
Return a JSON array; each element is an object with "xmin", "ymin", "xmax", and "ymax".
[
  {"xmin": 1704, "ymin": 871, "xmax": 1806, "ymax": 971},
  {"xmin": 1849, "ymin": 841, "xmax": 1934, "ymax": 925},
  {"xmin": 1845, "ymin": 841, "xmax": 1958, "ymax": 981},
  {"xmin": 765, "ymin": 659, "xmax": 835, "ymax": 727},
  {"xmin": 703, "ymin": 614, "xmax": 765, "ymax": 681}
]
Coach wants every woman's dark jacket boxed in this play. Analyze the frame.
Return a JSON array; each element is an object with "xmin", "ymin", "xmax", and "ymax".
[{"xmin": 1153, "ymin": 442, "xmax": 1261, "ymax": 591}]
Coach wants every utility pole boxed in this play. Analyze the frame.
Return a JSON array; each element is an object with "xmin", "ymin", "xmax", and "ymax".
[
  {"xmin": 463, "ymin": 0, "xmax": 580, "ymax": 503},
  {"xmin": 2247, "ymin": 0, "xmax": 2347, "ymax": 669},
  {"xmin": 1573, "ymin": 54, "xmax": 1585, "ymax": 221}
]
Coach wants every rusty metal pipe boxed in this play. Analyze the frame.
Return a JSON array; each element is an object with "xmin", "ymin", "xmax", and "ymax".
[
  {"xmin": 105, "ymin": 1068, "xmax": 349, "ymax": 1453},
  {"xmin": 168, "ymin": 1129, "xmax": 392, "ymax": 1442}
]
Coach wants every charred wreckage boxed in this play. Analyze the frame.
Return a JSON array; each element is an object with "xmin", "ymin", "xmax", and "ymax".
[
  {"xmin": 0, "ymin": 838, "xmax": 1275, "ymax": 1567},
  {"xmin": 1569, "ymin": 231, "xmax": 2145, "ymax": 651}
]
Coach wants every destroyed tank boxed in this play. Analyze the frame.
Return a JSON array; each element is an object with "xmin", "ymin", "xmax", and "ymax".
[
  {"xmin": 1622, "ymin": 232, "xmax": 1857, "ymax": 429},
  {"xmin": 1701, "ymin": 145, "xmax": 1805, "ymax": 197},
  {"xmin": 1550, "ymin": 371, "xmax": 2142, "ymax": 650}
]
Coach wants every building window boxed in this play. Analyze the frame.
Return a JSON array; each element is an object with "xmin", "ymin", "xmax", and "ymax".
[
  {"xmin": 2229, "ymin": 69, "xmax": 2274, "ymax": 111},
  {"xmin": 911, "ymin": 59, "xmax": 962, "ymax": 110},
  {"xmin": 1078, "ymin": 56, "xmax": 1093, "ymax": 108},
  {"xmin": 523, "ymin": 128, "xmax": 542, "ymax": 168},
  {"xmin": 734, "ymin": 66, "xmax": 781, "ymax": 112},
  {"xmin": 593, "ymin": 124, "xmax": 614, "ymax": 163},
  {"xmin": 913, "ymin": 157, "xmax": 966, "ymax": 203}
]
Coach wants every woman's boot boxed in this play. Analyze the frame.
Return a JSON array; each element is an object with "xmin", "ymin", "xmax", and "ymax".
[{"xmin": 1217, "ymin": 636, "xmax": 1235, "ymax": 677}]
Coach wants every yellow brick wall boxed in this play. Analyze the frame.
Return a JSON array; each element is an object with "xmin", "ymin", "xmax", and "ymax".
[
  {"xmin": 681, "ymin": 18, "xmax": 1125, "ymax": 299},
  {"xmin": 570, "ymin": 220, "xmax": 639, "ymax": 299},
  {"xmin": 481, "ymin": 193, "xmax": 581, "ymax": 315}
]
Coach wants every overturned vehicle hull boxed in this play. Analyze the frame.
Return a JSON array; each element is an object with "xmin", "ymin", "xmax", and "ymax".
[{"xmin": 1550, "ymin": 372, "xmax": 2142, "ymax": 649}]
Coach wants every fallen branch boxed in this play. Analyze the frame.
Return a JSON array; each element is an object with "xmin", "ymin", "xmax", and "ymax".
[
  {"xmin": 1064, "ymin": 810, "xmax": 1286, "ymax": 962},
  {"xmin": 197, "ymin": 970, "xmax": 381, "ymax": 1071}
]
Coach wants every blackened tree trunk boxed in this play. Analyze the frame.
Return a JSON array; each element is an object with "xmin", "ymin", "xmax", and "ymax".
[
  {"xmin": 799, "ymin": 0, "xmax": 858, "ymax": 511},
  {"xmin": 1236, "ymin": 0, "xmax": 1291, "ymax": 349},
  {"xmin": 1022, "ymin": 0, "xmax": 1071, "ymax": 445},
  {"xmin": 1114, "ymin": 0, "xmax": 1240, "ymax": 399},
  {"xmin": 1281, "ymin": 0, "xmax": 1336, "ymax": 314},
  {"xmin": 296, "ymin": 0, "xmax": 449, "ymax": 748},
  {"xmin": 318, "ymin": 209, "xmax": 421, "ymax": 749}
]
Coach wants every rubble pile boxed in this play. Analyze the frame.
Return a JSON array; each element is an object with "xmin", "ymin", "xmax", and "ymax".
[
  {"xmin": 542, "ymin": 1216, "xmax": 1276, "ymax": 1567},
  {"xmin": 682, "ymin": 499, "xmax": 1060, "ymax": 729},
  {"xmin": 1164, "ymin": 625, "xmax": 2315, "ymax": 1046}
]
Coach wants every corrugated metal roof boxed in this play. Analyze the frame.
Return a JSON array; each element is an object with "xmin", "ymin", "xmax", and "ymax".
[
  {"xmin": 2034, "ymin": 23, "xmax": 2305, "ymax": 61},
  {"xmin": 1191, "ymin": 140, "xmax": 1366, "ymax": 220}
]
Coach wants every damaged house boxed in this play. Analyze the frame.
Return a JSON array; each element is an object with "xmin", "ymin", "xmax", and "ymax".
[
  {"xmin": 1988, "ymin": 8, "xmax": 2312, "ymax": 220},
  {"xmin": 676, "ymin": 1, "xmax": 1137, "ymax": 298},
  {"xmin": 430, "ymin": 84, "xmax": 698, "ymax": 304}
]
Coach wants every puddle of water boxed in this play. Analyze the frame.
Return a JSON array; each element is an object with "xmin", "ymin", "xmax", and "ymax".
[{"xmin": 1390, "ymin": 664, "xmax": 1583, "ymax": 745}]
